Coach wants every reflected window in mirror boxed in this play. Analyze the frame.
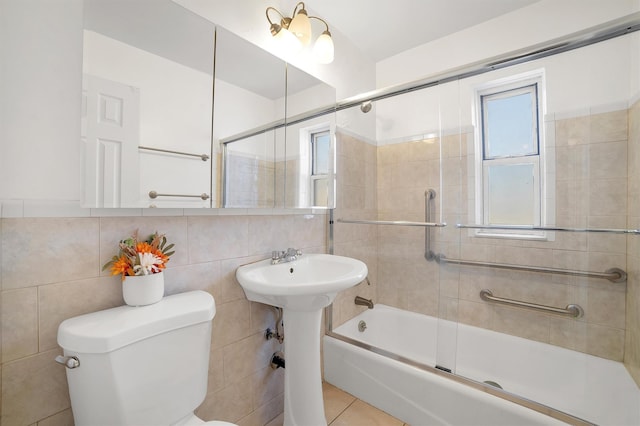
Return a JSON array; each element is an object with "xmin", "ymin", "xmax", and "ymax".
[
  {"xmin": 215, "ymin": 27, "xmax": 287, "ymax": 209},
  {"xmin": 289, "ymin": 122, "xmax": 332, "ymax": 208},
  {"xmin": 217, "ymin": 36, "xmax": 336, "ymax": 210},
  {"xmin": 311, "ymin": 129, "xmax": 330, "ymax": 207}
]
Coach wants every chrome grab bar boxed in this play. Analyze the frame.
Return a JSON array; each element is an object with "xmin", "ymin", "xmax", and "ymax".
[
  {"xmin": 139, "ymin": 146, "xmax": 210, "ymax": 161},
  {"xmin": 148, "ymin": 191, "xmax": 210, "ymax": 200},
  {"xmin": 336, "ymin": 219, "xmax": 447, "ymax": 227},
  {"xmin": 480, "ymin": 289, "xmax": 584, "ymax": 318},
  {"xmin": 336, "ymin": 220, "xmax": 639, "ymax": 235},
  {"xmin": 436, "ymin": 255, "xmax": 627, "ymax": 283},
  {"xmin": 424, "ymin": 189, "xmax": 436, "ymax": 261},
  {"xmin": 456, "ymin": 223, "xmax": 640, "ymax": 235}
]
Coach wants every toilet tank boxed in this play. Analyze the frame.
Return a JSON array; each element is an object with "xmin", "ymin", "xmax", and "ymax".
[{"xmin": 57, "ymin": 290, "xmax": 215, "ymax": 426}]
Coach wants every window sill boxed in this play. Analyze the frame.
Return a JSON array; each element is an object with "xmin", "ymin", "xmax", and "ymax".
[{"xmin": 472, "ymin": 229, "xmax": 551, "ymax": 241}]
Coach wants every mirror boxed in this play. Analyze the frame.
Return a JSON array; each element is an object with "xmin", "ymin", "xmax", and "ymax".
[
  {"xmin": 214, "ymin": 27, "xmax": 286, "ymax": 208},
  {"xmin": 218, "ymin": 27, "xmax": 337, "ymax": 209},
  {"xmin": 80, "ymin": 1, "xmax": 336, "ymax": 209},
  {"xmin": 81, "ymin": 0, "xmax": 215, "ymax": 208},
  {"xmin": 282, "ymin": 65, "xmax": 336, "ymax": 208}
]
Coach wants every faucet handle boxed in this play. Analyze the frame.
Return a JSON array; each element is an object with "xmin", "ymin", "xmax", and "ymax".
[
  {"xmin": 271, "ymin": 250, "xmax": 286, "ymax": 264},
  {"xmin": 283, "ymin": 248, "xmax": 301, "ymax": 262}
]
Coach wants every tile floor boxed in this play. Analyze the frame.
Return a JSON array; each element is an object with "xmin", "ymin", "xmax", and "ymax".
[{"xmin": 266, "ymin": 382, "xmax": 408, "ymax": 426}]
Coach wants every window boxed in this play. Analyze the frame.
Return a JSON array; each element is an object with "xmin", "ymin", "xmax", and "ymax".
[
  {"xmin": 310, "ymin": 130, "xmax": 330, "ymax": 206},
  {"xmin": 474, "ymin": 71, "xmax": 546, "ymax": 238}
]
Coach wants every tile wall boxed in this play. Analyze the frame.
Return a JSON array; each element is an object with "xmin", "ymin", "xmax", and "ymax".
[
  {"xmin": 0, "ymin": 213, "xmax": 326, "ymax": 425},
  {"xmin": 225, "ymin": 154, "xmax": 276, "ymax": 208},
  {"xmin": 376, "ymin": 136, "xmax": 447, "ymax": 317},
  {"xmin": 219, "ymin": 155, "xmax": 301, "ymax": 209},
  {"xmin": 374, "ymin": 108, "xmax": 631, "ymax": 362},
  {"xmin": 275, "ymin": 159, "xmax": 300, "ymax": 208},
  {"xmin": 2, "ymin": 107, "xmax": 637, "ymax": 426},
  {"xmin": 331, "ymin": 131, "xmax": 379, "ymax": 327},
  {"xmin": 626, "ymin": 98, "xmax": 640, "ymax": 385}
]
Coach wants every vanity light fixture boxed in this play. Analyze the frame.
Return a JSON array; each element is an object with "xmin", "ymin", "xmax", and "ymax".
[{"xmin": 266, "ymin": 2, "xmax": 334, "ymax": 64}]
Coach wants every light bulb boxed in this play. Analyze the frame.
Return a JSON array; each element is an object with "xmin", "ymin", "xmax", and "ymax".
[
  {"xmin": 288, "ymin": 9, "xmax": 312, "ymax": 46},
  {"xmin": 275, "ymin": 27, "xmax": 303, "ymax": 54},
  {"xmin": 313, "ymin": 31, "xmax": 334, "ymax": 64}
]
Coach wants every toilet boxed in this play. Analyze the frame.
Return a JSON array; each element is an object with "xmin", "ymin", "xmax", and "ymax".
[{"xmin": 57, "ymin": 290, "xmax": 236, "ymax": 426}]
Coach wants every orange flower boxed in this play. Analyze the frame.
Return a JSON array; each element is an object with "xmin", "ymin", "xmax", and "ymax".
[
  {"xmin": 110, "ymin": 255, "xmax": 135, "ymax": 280},
  {"xmin": 137, "ymin": 242, "xmax": 169, "ymax": 268},
  {"xmin": 102, "ymin": 231, "xmax": 174, "ymax": 278},
  {"xmin": 136, "ymin": 242, "xmax": 153, "ymax": 254}
]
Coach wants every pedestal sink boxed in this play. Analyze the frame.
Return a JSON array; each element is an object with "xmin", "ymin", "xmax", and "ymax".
[{"xmin": 236, "ymin": 253, "xmax": 367, "ymax": 426}]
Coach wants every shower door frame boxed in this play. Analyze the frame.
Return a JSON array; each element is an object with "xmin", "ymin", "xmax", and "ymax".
[{"xmin": 325, "ymin": 11, "xmax": 640, "ymax": 426}]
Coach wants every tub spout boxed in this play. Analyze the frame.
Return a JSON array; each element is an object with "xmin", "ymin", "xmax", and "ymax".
[{"xmin": 355, "ymin": 296, "xmax": 374, "ymax": 309}]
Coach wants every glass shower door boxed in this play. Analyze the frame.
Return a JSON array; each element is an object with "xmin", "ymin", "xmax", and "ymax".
[{"xmin": 431, "ymin": 78, "xmax": 464, "ymax": 375}]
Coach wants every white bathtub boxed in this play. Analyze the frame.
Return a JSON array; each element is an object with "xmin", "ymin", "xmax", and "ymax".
[{"xmin": 323, "ymin": 304, "xmax": 640, "ymax": 426}]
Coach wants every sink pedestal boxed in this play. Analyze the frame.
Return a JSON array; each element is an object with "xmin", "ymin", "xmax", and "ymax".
[
  {"xmin": 283, "ymin": 308, "xmax": 326, "ymax": 426},
  {"xmin": 235, "ymin": 254, "xmax": 368, "ymax": 426}
]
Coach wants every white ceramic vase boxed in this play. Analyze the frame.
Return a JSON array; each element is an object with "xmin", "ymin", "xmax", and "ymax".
[{"xmin": 122, "ymin": 272, "xmax": 164, "ymax": 306}]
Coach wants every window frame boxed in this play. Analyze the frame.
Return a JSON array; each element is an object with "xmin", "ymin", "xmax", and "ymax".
[
  {"xmin": 309, "ymin": 129, "xmax": 330, "ymax": 207},
  {"xmin": 292, "ymin": 120, "xmax": 334, "ymax": 208},
  {"xmin": 482, "ymin": 157, "xmax": 541, "ymax": 228},
  {"xmin": 481, "ymin": 84, "xmax": 539, "ymax": 160},
  {"xmin": 473, "ymin": 70, "xmax": 549, "ymax": 240}
]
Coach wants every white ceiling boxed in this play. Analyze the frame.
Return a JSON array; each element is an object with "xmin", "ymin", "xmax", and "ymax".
[
  {"xmin": 302, "ymin": 0, "xmax": 541, "ymax": 62},
  {"xmin": 85, "ymin": 0, "xmax": 544, "ymax": 100}
]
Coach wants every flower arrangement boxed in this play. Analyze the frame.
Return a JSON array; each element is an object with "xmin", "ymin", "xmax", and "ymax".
[{"xmin": 103, "ymin": 231, "xmax": 174, "ymax": 280}]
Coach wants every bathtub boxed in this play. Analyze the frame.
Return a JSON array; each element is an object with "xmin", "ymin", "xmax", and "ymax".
[{"xmin": 323, "ymin": 304, "xmax": 640, "ymax": 426}]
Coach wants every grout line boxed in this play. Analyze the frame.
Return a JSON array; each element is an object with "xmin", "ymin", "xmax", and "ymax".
[{"xmin": 328, "ymin": 397, "xmax": 358, "ymax": 425}]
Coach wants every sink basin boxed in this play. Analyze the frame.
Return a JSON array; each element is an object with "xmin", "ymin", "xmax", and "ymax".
[
  {"xmin": 236, "ymin": 253, "xmax": 368, "ymax": 425},
  {"xmin": 236, "ymin": 253, "xmax": 367, "ymax": 310}
]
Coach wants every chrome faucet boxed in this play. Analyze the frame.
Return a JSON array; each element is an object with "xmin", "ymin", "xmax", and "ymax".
[{"xmin": 271, "ymin": 248, "xmax": 302, "ymax": 264}]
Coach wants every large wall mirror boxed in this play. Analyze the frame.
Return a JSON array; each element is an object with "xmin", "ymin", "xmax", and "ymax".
[
  {"xmin": 81, "ymin": 0, "xmax": 215, "ymax": 208},
  {"xmin": 281, "ymin": 66, "xmax": 337, "ymax": 209},
  {"xmin": 80, "ymin": 0, "xmax": 336, "ymax": 209},
  {"xmin": 218, "ymin": 26, "xmax": 337, "ymax": 209},
  {"xmin": 215, "ymin": 27, "xmax": 286, "ymax": 209}
]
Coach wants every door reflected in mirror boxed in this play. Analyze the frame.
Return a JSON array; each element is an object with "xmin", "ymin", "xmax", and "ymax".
[
  {"xmin": 80, "ymin": 0, "xmax": 336, "ymax": 210},
  {"xmin": 81, "ymin": 0, "xmax": 214, "ymax": 208}
]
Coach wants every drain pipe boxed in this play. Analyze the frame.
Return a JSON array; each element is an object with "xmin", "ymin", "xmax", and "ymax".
[{"xmin": 265, "ymin": 307, "xmax": 284, "ymax": 343}]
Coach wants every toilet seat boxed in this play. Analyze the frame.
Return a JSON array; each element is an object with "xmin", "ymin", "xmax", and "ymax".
[{"xmin": 202, "ymin": 422, "xmax": 237, "ymax": 426}]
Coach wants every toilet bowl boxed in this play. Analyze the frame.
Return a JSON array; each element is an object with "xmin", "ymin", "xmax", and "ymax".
[{"xmin": 57, "ymin": 290, "xmax": 237, "ymax": 426}]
